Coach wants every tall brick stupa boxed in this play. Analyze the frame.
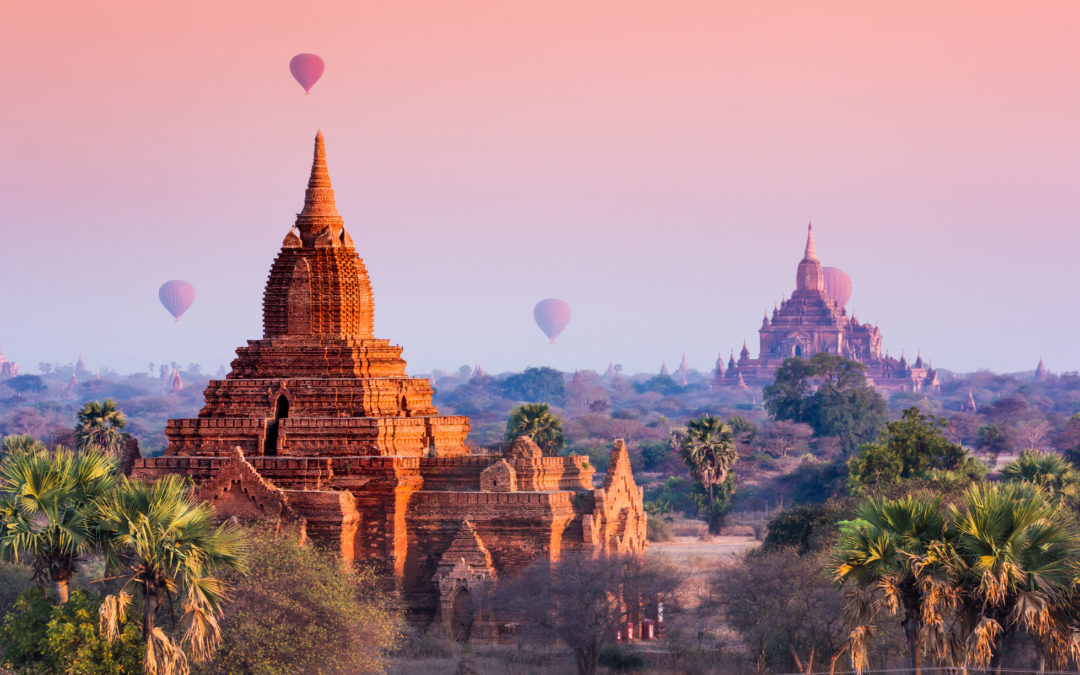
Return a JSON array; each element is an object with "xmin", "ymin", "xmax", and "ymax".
[{"xmin": 132, "ymin": 132, "xmax": 646, "ymax": 637}]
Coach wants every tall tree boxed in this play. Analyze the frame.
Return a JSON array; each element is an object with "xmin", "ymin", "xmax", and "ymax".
[
  {"xmin": 833, "ymin": 494, "xmax": 949, "ymax": 674},
  {"xmin": 764, "ymin": 353, "xmax": 885, "ymax": 455},
  {"xmin": 97, "ymin": 475, "xmax": 244, "ymax": 675},
  {"xmin": 75, "ymin": 399, "xmax": 128, "ymax": 455},
  {"xmin": 678, "ymin": 415, "xmax": 738, "ymax": 534},
  {"xmin": 504, "ymin": 403, "xmax": 566, "ymax": 455},
  {"xmin": 949, "ymin": 483, "xmax": 1080, "ymax": 672},
  {"xmin": 0, "ymin": 446, "xmax": 117, "ymax": 603}
]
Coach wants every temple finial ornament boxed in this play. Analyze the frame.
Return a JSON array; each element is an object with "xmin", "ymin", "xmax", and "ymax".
[
  {"xmin": 296, "ymin": 131, "xmax": 344, "ymax": 243},
  {"xmin": 804, "ymin": 221, "xmax": 818, "ymax": 261}
]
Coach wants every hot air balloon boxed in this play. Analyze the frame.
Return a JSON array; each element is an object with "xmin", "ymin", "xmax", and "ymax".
[
  {"xmin": 822, "ymin": 267, "xmax": 852, "ymax": 309},
  {"xmin": 289, "ymin": 53, "xmax": 324, "ymax": 94},
  {"xmin": 533, "ymin": 299, "xmax": 571, "ymax": 343},
  {"xmin": 159, "ymin": 281, "xmax": 195, "ymax": 324}
]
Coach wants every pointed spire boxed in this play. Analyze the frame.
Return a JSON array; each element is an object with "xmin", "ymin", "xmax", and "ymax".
[
  {"xmin": 1035, "ymin": 358, "xmax": 1049, "ymax": 380},
  {"xmin": 804, "ymin": 221, "xmax": 818, "ymax": 261},
  {"xmin": 296, "ymin": 130, "xmax": 344, "ymax": 244},
  {"xmin": 676, "ymin": 353, "xmax": 690, "ymax": 376}
]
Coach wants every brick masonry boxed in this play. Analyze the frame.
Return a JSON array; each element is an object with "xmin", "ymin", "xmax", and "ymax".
[{"xmin": 131, "ymin": 132, "xmax": 647, "ymax": 634}]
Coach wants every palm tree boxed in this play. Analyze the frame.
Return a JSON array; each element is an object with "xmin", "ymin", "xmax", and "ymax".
[
  {"xmin": 97, "ymin": 475, "xmax": 244, "ymax": 674},
  {"xmin": 0, "ymin": 446, "xmax": 117, "ymax": 603},
  {"xmin": 833, "ymin": 494, "xmax": 949, "ymax": 674},
  {"xmin": 75, "ymin": 398, "xmax": 128, "ymax": 455},
  {"xmin": 504, "ymin": 403, "xmax": 565, "ymax": 455},
  {"xmin": 949, "ymin": 483, "xmax": 1080, "ymax": 672},
  {"xmin": 1001, "ymin": 449, "xmax": 1080, "ymax": 507},
  {"xmin": 678, "ymin": 415, "xmax": 737, "ymax": 508},
  {"xmin": 1, "ymin": 434, "xmax": 47, "ymax": 456}
]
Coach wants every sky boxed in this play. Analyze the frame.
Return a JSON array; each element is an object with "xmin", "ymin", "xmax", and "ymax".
[{"xmin": 1, "ymin": 1, "xmax": 1079, "ymax": 377}]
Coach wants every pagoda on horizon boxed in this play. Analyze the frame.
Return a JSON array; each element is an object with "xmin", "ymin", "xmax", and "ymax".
[{"xmin": 720, "ymin": 224, "xmax": 938, "ymax": 393}]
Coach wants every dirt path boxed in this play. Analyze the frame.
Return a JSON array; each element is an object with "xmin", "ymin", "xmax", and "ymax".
[{"xmin": 645, "ymin": 535, "xmax": 759, "ymax": 568}]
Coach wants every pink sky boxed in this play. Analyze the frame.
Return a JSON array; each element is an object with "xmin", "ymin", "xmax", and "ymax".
[{"xmin": 1, "ymin": 1, "xmax": 1079, "ymax": 376}]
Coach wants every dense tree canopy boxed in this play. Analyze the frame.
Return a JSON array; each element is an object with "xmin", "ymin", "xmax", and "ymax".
[
  {"xmin": 834, "ymin": 484, "xmax": 1080, "ymax": 672},
  {"xmin": 3, "ymin": 376, "xmax": 47, "ymax": 398},
  {"xmin": 847, "ymin": 407, "xmax": 985, "ymax": 494},
  {"xmin": 763, "ymin": 353, "xmax": 885, "ymax": 455},
  {"xmin": 501, "ymin": 367, "xmax": 565, "ymax": 404}
]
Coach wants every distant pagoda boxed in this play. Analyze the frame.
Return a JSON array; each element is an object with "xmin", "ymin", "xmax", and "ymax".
[{"xmin": 721, "ymin": 224, "xmax": 937, "ymax": 393}]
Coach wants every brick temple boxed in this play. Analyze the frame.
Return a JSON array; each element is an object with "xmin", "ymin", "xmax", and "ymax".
[
  {"xmin": 717, "ymin": 225, "xmax": 939, "ymax": 393},
  {"xmin": 131, "ymin": 132, "xmax": 646, "ymax": 636}
]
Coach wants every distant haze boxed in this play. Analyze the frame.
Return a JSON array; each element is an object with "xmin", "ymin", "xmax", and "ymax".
[{"xmin": 1, "ymin": 1, "xmax": 1078, "ymax": 376}]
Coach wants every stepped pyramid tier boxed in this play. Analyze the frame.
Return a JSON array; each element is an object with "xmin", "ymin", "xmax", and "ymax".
[
  {"xmin": 155, "ymin": 131, "xmax": 470, "ymax": 459},
  {"xmin": 720, "ymin": 224, "xmax": 936, "ymax": 393},
  {"xmin": 131, "ymin": 132, "xmax": 646, "ymax": 634}
]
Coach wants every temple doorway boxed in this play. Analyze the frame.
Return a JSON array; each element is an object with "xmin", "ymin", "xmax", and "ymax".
[
  {"xmin": 450, "ymin": 588, "xmax": 474, "ymax": 642},
  {"xmin": 264, "ymin": 395, "xmax": 289, "ymax": 455}
]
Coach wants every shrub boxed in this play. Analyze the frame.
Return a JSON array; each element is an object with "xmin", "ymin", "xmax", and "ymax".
[
  {"xmin": 637, "ymin": 440, "xmax": 670, "ymax": 471},
  {"xmin": 0, "ymin": 589, "xmax": 143, "ymax": 674},
  {"xmin": 646, "ymin": 517, "xmax": 674, "ymax": 542},
  {"xmin": 202, "ymin": 528, "xmax": 403, "ymax": 675}
]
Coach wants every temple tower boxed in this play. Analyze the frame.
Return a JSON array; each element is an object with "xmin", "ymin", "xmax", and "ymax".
[
  {"xmin": 795, "ymin": 223, "xmax": 825, "ymax": 293},
  {"xmin": 131, "ymin": 132, "xmax": 645, "ymax": 633},
  {"xmin": 157, "ymin": 131, "xmax": 470, "ymax": 457}
]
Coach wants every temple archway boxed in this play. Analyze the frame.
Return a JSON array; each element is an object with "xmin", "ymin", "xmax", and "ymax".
[
  {"xmin": 450, "ymin": 588, "xmax": 474, "ymax": 642},
  {"xmin": 264, "ymin": 395, "xmax": 289, "ymax": 456}
]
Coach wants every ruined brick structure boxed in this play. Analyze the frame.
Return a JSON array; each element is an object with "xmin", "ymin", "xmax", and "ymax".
[
  {"xmin": 718, "ymin": 225, "xmax": 940, "ymax": 393},
  {"xmin": 131, "ymin": 132, "xmax": 647, "ymax": 635}
]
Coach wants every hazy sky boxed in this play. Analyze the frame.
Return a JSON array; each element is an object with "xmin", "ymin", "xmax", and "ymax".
[{"xmin": 2, "ymin": 1, "xmax": 1079, "ymax": 377}]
